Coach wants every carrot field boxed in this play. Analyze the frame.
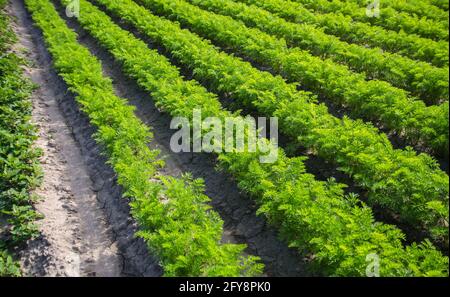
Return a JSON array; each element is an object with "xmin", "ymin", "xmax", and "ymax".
[{"xmin": 0, "ymin": 0, "xmax": 449, "ymax": 278}]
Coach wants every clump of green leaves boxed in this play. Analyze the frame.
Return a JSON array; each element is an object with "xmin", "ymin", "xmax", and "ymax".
[
  {"xmin": 290, "ymin": 0, "xmax": 449, "ymax": 41},
  {"xmin": 0, "ymin": 250, "xmax": 21, "ymax": 277}
]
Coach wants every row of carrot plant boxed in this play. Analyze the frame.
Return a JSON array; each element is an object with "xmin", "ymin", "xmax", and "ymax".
[
  {"xmin": 290, "ymin": 0, "xmax": 448, "ymax": 41},
  {"xmin": 0, "ymin": 0, "xmax": 42, "ymax": 276},
  {"xmin": 54, "ymin": 0, "xmax": 449, "ymax": 276}
]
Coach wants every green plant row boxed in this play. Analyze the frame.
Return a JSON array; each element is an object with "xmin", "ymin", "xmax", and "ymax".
[
  {"xmin": 346, "ymin": 0, "xmax": 448, "ymax": 22},
  {"xmin": 57, "ymin": 0, "xmax": 450, "ymax": 276},
  {"xmin": 290, "ymin": 0, "xmax": 448, "ymax": 41},
  {"xmin": 0, "ymin": 0, "xmax": 42, "ymax": 276},
  {"xmin": 0, "ymin": 0, "xmax": 14, "ymax": 51},
  {"xmin": 187, "ymin": 0, "xmax": 449, "ymax": 104},
  {"xmin": 426, "ymin": 0, "xmax": 448, "ymax": 10},
  {"xmin": 25, "ymin": 0, "xmax": 264, "ymax": 277},
  {"xmin": 138, "ymin": 0, "xmax": 449, "ymax": 156},
  {"xmin": 127, "ymin": 0, "xmax": 449, "ymax": 242},
  {"xmin": 233, "ymin": 0, "xmax": 448, "ymax": 68}
]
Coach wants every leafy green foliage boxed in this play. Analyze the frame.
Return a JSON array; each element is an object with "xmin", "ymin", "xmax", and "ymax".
[
  {"xmin": 0, "ymin": 1, "xmax": 42, "ymax": 276},
  {"xmin": 187, "ymin": 0, "xmax": 449, "ymax": 104},
  {"xmin": 290, "ymin": 0, "xmax": 449, "ymax": 41},
  {"xmin": 239, "ymin": 0, "xmax": 449, "ymax": 68},
  {"xmin": 240, "ymin": 0, "xmax": 449, "ymax": 69},
  {"xmin": 347, "ymin": 0, "xmax": 449, "ymax": 22},
  {"xmin": 218, "ymin": 149, "xmax": 448, "ymax": 276},
  {"xmin": 427, "ymin": 0, "xmax": 449, "ymax": 11},
  {"xmin": 110, "ymin": 0, "xmax": 449, "ymax": 243},
  {"xmin": 2, "ymin": 205, "xmax": 42, "ymax": 244},
  {"xmin": 133, "ymin": 175, "xmax": 263, "ymax": 276},
  {"xmin": 0, "ymin": 250, "xmax": 21, "ymax": 277},
  {"xmin": 64, "ymin": 0, "xmax": 448, "ymax": 276},
  {"xmin": 141, "ymin": 0, "xmax": 449, "ymax": 155}
]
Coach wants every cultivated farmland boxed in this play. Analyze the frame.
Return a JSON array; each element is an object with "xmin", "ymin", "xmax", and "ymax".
[{"xmin": 0, "ymin": 0, "xmax": 449, "ymax": 277}]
